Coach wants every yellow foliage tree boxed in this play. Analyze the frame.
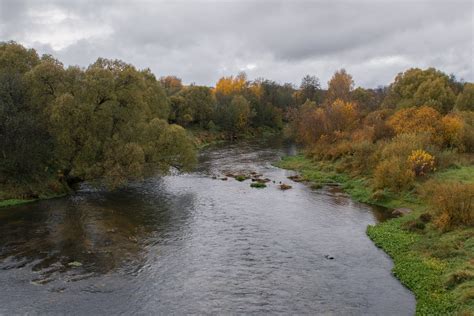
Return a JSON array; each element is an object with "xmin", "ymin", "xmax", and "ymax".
[
  {"xmin": 441, "ymin": 114, "xmax": 465, "ymax": 150},
  {"xmin": 388, "ymin": 106, "xmax": 443, "ymax": 144}
]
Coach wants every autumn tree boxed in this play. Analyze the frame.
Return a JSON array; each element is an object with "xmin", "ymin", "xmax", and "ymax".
[
  {"xmin": 159, "ymin": 75, "xmax": 183, "ymax": 96},
  {"xmin": 214, "ymin": 72, "xmax": 248, "ymax": 105},
  {"xmin": 325, "ymin": 69, "xmax": 354, "ymax": 104}
]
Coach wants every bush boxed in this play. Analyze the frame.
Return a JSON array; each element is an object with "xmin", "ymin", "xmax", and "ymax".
[
  {"xmin": 459, "ymin": 111, "xmax": 474, "ymax": 153},
  {"xmin": 441, "ymin": 114, "xmax": 465, "ymax": 150},
  {"xmin": 388, "ymin": 106, "xmax": 442, "ymax": 144},
  {"xmin": 379, "ymin": 132, "xmax": 435, "ymax": 162},
  {"xmin": 349, "ymin": 140, "xmax": 378, "ymax": 175},
  {"xmin": 421, "ymin": 180, "xmax": 474, "ymax": 230},
  {"xmin": 402, "ymin": 219, "xmax": 426, "ymax": 232},
  {"xmin": 373, "ymin": 157, "xmax": 415, "ymax": 192},
  {"xmin": 407, "ymin": 149, "xmax": 435, "ymax": 176}
]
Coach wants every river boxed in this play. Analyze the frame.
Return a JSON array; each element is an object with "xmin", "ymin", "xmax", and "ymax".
[{"xmin": 0, "ymin": 137, "xmax": 415, "ymax": 315}]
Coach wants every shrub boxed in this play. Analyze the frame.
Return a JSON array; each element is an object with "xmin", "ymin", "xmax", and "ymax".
[
  {"xmin": 407, "ymin": 149, "xmax": 435, "ymax": 176},
  {"xmin": 419, "ymin": 213, "xmax": 432, "ymax": 223},
  {"xmin": 441, "ymin": 114, "xmax": 465, "ymax": 150},
  {"xmin": 379, "ymin": 132, "xmax": 435, "ymax": 161},
  {"xmin": 373, "ymin": 157, "xmax": 415, "ymax": 192},
  {"xmin": 421, "ymin": 180, "xmax": 474, "ymax": 230},
  {"xmin": 459, "ymin": 111, "xmax": 474, "ymax": 153},
  {"xmin": 349, "ymin": 140, "xmax": 378, "ymax": 175},
  {"xmin": 325, "ymin": 139, "xmax": 353, "ymax": 160},
  {"xmin": 402, "ymin": 219, "xmax": 426, "ymax": 232},
  {"xmin": 388, "ymin": 106, "xmax": 442, "ymax": 142}
]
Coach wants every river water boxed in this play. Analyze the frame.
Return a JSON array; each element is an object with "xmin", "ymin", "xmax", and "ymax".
[{"xmin": 0, "ymin": 138, "xmax": 415, "ymax": 315}]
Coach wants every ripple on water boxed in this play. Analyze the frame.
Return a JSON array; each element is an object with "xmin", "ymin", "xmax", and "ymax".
[{"xmin": 0, "ymin": 138, "xmax": 414, "ymax": 315}]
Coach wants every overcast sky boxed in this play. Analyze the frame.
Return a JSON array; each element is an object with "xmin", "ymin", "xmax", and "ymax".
[{"xmin": 0, "ymin": 0, "xmax": 473, "ymax": 88}]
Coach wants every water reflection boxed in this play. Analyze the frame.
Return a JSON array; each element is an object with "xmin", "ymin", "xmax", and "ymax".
[
  {"xmin": 0, "ymin": 136, "xmax": 414, "ymax": 315},
  {"xmin": 0, "ymin": 179, "xmax": 196, "ymax": 285}
]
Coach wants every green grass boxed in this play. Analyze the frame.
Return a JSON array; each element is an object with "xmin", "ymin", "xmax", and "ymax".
[
  {"xmin": 0, "ymin": 192, "xmax": 68, "ymax": 209},
  {"xmin": 277, "ymin": 154, "xmax": 474, "ymax": 315},
  {"xmin": 250, "ymin": 182, "xmax": 266, "ymax": 188},
  {"xmin": 434, "ymin": 165, "xmax": 474, "ymax": 184},
  {"xmin": 0, "ymin": 198, "xmax": 36, "ymax": 208}
]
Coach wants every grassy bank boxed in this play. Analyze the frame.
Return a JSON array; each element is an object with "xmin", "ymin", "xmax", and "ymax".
[
  {"xmin": 0, "ymin": 198, "xmax": 36, "ymax": 208},
  {"xmin": 0, "ymin": 193, "xmax": 68, "ymax": 208},
  {"xmin": 276, "ymin": 155, "xmax": 474, "ymax": 315},
  {"xmin": 0, "ymin": 179, "xmax": 70, "ymax": 209}
]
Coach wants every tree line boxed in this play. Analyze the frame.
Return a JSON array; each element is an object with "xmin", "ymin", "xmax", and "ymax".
[{"xmin": 1, "ymin": 41, "xmax": 473, "ymax": 205}]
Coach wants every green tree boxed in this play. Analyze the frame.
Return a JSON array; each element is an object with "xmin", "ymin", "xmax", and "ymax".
[
  {"xmin": 0, "ymin": 42, "xmax": 52, "ymax": 184},
  {"xmin": 382, "ymin": 68, "xmax": 456, "ymax": 113},
  {"xmin": 48, "ymin": 58, "xmax": 196, "ymax": 187},
  {"xmin": 298, "ymin": 74, "xmax": 321, "ymax": 104},
  {"xmin": 217, "ymin": 95, "xmax": 253, "ymax": 138},
  {"xmin": 179, "ymin": 85, "xmax": 216, "ymax": 127},
  {"xmin": 455, "ymin": 83, "xmax": 474, "ymax": 111}
]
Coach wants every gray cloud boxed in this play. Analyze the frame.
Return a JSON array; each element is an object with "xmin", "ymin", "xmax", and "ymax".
[{"xmin": 0, "ymin": 0, "xmax": 472, "ymax": 87}]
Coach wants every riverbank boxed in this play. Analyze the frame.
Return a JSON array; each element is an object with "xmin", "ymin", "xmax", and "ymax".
[
  {"xmin": 0, "ymin": 177, "xmax": 71, "ymax": 209},
  {"xmin": 276, "ymin": 155, "xmax": 474, "ymax": 315},
  {"xmin": 0, "ymin": 128, "xmax": 282, "ymax": 208}
]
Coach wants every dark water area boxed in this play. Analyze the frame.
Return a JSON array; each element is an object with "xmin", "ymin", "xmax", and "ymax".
[{"xmin": 0, "ymin": 137, "xmax": 415, "ymax": 315}]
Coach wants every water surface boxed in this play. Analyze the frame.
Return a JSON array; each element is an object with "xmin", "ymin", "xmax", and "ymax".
[{"xmin": 0, "ymin": 138, "xmax": 415, "ymax": 315}]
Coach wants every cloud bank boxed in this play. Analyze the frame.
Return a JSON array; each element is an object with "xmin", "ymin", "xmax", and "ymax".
[{"xmin": 1, "ymin": 0, "xmax": 472, "ymax": 87}]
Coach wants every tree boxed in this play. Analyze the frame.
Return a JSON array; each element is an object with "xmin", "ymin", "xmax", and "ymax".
[
  {"xmin": 178, "ymin": 85, "xmax": 216, "ymax": 127},
  {"xmin": 382, "ymin": 68, "xmax": 456, "ymax": 113},
  {"xmin": 325, "ymin": 69, "xmax": 354, "ymax": 104},
  {"xmin": 217, "ymin": 95, "xmax": 253, "ymax": 138},
  {"xmin": 352, "ymin": 87, "xmax": 379, "ymax": 114},
  {"xmin": 298, "ymin": 75, "xmax": 321, "ymax": 104},
  {"xmin": 47, "ymin": 58, "xmax": 197, "ymax": 187},
  {"xmin": 455, "ymin": 83, "xmax": 474, "ymax": 111},
  {"xmin": 159, "ymin": 75, "xmax": 183, "ymax": 96},
  {"xmin": 0, "ymin": 42, "xmax": 52, "ymax": 184},
  {"xmin": 413, "ymin": 77, "xmax": 456, "ymax": 113},
  {"xmin": 214, "ymin": 72, "xmax": 248, "ymax": 105},
  {"xmin": 387, "ymin": 106, "xmax": 443, "ymax": 144}
]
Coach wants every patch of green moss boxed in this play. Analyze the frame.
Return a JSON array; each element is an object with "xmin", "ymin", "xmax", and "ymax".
[
  {"xmin": 0, "ymin": 199, "xmax": 36, "ymax": 208},
  {"xmin": 235, "ymin": 175, "xmax": 248, "ymax": 182},
  {"xmin": 250, "ymin": 182, "xmax": 266, "ymax": 188}
]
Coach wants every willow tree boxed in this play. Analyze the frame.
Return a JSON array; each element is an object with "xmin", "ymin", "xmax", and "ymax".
[
  {"xmin": 0, "ymin": 42, "xmax": 52, "ymax": 184},
  {"xmin": 0, "ymin": 43, "xmax": 196, "ymax": 190},
  {"xmin": 45, "ymin": 58, "xmax": 196, "ymax": 187}
]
